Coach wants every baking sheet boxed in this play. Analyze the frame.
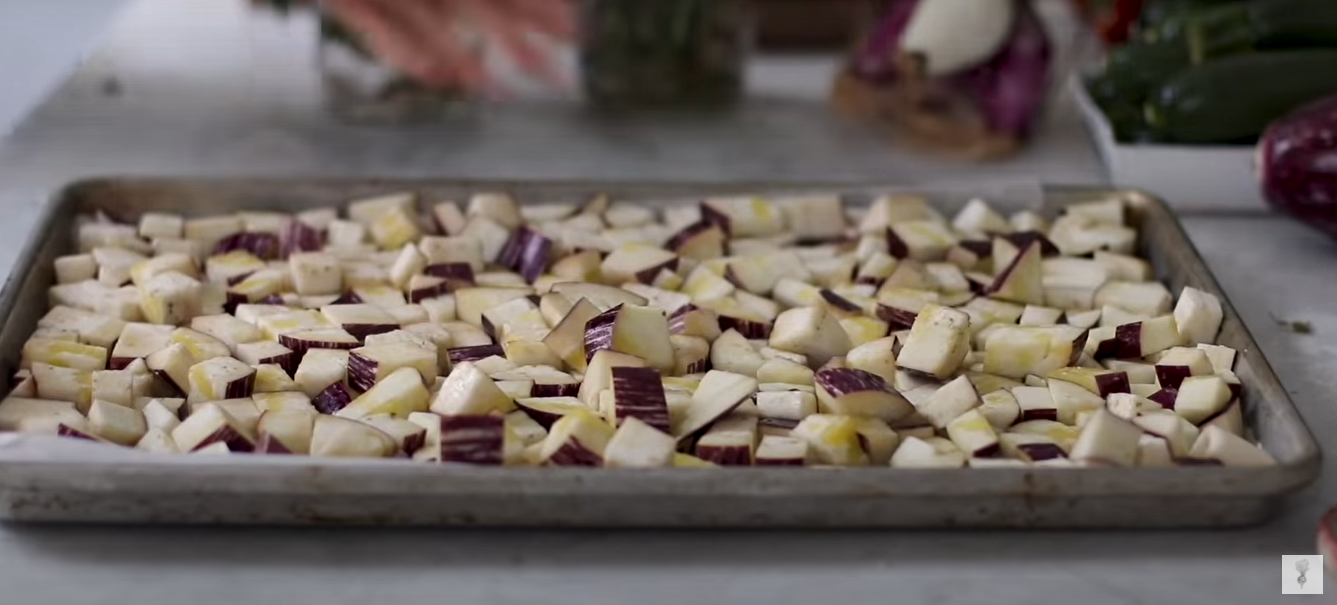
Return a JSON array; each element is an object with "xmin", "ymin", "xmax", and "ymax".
[{"xmin": 0, "ymin": 178, "xmax": 1318, "ymax": 527}]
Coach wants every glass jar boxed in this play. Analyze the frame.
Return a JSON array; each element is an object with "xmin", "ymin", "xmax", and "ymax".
[
  {"xmin": 317, "ymin": 14, "xmax": 474, "ymax": 123},
  {"xmin": 578, "ymin": 0, "xmax": 752, "ymax": 109}
]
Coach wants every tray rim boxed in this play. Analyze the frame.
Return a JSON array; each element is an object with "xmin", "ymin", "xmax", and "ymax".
[{"xmin": 0, "ymin": 176, "xmax": 1319, "ymax": 514}]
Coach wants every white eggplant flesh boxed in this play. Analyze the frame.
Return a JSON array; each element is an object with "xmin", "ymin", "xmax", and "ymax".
[{"xmin": 900, "ymin": 0, "xmax": 1017, "ymax": 77}]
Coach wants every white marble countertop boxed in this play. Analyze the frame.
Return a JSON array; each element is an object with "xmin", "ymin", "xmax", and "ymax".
[
  {"xmin": 0, "ymin": 1, "xmax": 1331, "ymax": 603},
  {"xmin": 0, "ymin": 0, "xmax": 129, "ymax": 138}
]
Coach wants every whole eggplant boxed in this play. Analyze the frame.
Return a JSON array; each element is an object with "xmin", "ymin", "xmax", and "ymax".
[
  {"xmin": 954, "ymin": 1, "xmax": 1052, "ymax": 140},
  {"xmin": 1258, "ymin": 94, "xmax": 1337, "ymax": 236},
  {"xmin": 838, "ymin": 0, "xmax": 1052, "ymax": 159}
]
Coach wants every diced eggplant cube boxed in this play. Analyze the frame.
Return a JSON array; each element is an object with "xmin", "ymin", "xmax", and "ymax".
[
  {"xmin": 186, "ymin": 357, "xmax": 257, "ymax": 403},
  {"xmin": 539, "ymin": 411, "xmax": 614, "ymax": 466}
]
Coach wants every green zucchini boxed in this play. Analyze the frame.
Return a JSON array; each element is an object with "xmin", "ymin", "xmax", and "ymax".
[
  {"xmin": 1104, "ymin": 40, "xmax": 1193, "ymax": 82},
  {"xmin": 1138, "ymin": 0, "xmax": 1241, "ymax": 39},
  {"xmin": 1145, "ymin": 50, "xmax": 1337, "ymax": 143},
  {"xmin": 1148, "ymin": 0, "xmax": 1337, "ymax": 61},
  {"xmin": 1088, "ymin": 86, "xmax": 1161, "ymax": 142},
  {"xmin": 1086, "ymin": 42, "xmax": 1193, "ymax": 140}
]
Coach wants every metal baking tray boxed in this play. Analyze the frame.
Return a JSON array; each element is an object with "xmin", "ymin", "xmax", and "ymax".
[{"xmin": 0, "ymin": 178, "xmax": 1319, "ymax": 527}]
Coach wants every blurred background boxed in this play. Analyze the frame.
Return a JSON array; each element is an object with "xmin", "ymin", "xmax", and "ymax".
[
  {"xmin": 0, "ymin": 1, "xmax": 128, "ymax": 136},
  {"xmin": 2, "ymin": 0, "xmax": 1335, "ymax": 214},
  {"xmin": 0, "ymin": 0, "xmax": 1113, "ymax": 199}
]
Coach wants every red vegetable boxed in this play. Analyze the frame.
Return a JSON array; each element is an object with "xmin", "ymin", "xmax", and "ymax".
[
  {"xmin": 1258, "ymin": 94, "xmax": 1337, "ymax": 237},
  {"xmin": 1069, "ymin": 0, "xmax": 1145, "ymax": 45},
  {"xmin": 1097, "ymin": 0, "xmax": 1146, "ymax": 45}
]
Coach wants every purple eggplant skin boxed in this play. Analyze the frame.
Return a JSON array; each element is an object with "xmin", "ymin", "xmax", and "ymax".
[
  {"xmin": 214, "ymin": 232, "xmax": 281, "ymax": 260},
  {"xmin": 953, "ymin": 0, "xmax": 1052, "ymax": 139},
  {"xmin": 280, "ymin": 221, "xmax": 323, "ymax": 259},
  {"xmin": 313, "ymin": 382, "xmax": 354, "ymax": 415},
  {"xmin": 848, "ymin": 0, "xmax": 1052, "ymax": 140},
  {"xmin": 1260, "ymin": 94, "xmax": 1337, "ymax": 237},
  {"xmin": 447, "ymin": 344, "xmax": 506, "ymax": 366},
  {"xmin": 851, "ymin": 0, "xmax": 918, "ymax": 84},
  {"xmin": 495, "ymin": 227, "xmax": 553, "ymax": 284}
]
